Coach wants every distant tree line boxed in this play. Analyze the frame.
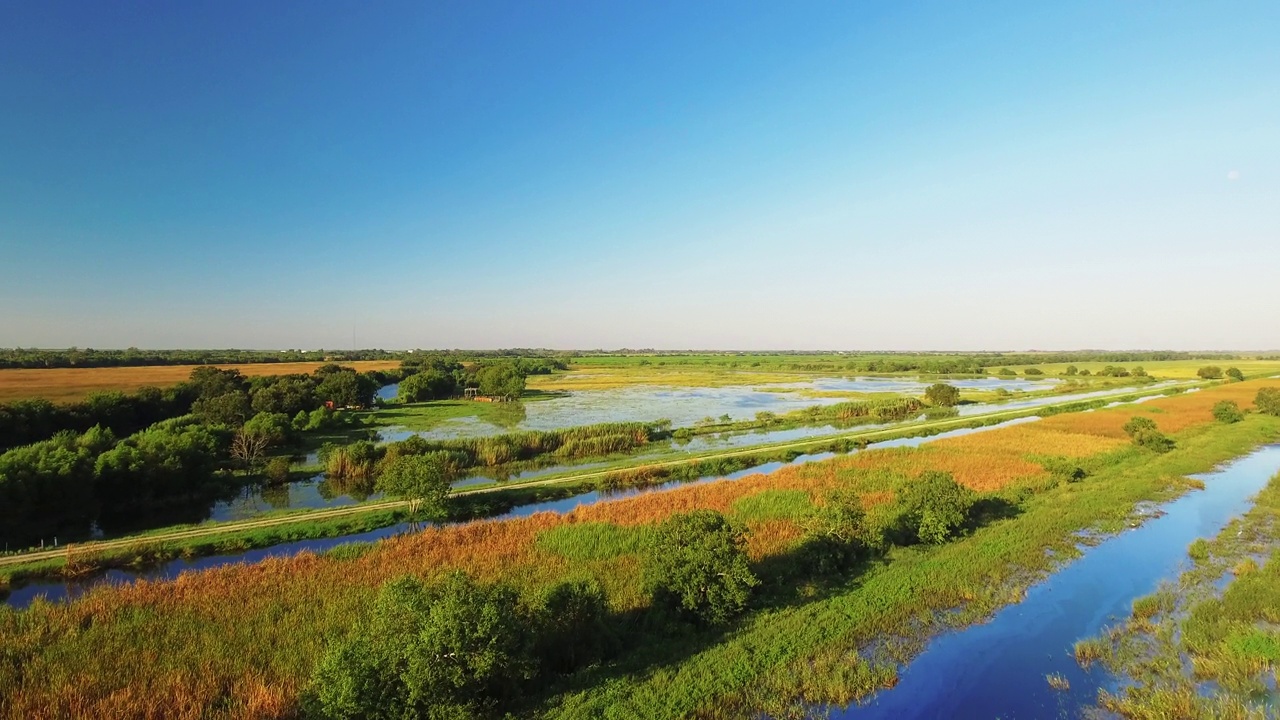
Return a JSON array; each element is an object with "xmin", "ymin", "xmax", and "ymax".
[
  {"xmin": 0, "ymin": 347, "xmax": 1244, "ymax": 371},
  {"xmin": 396, "ymin": 358, "xmax": 567, "ymax": 403},
  {"xmin": 0, "ymin": 348, "xmax": 406, "ymax": 369}
]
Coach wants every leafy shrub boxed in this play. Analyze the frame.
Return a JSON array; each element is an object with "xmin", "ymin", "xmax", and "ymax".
[
  {"xmin": 799, "ymin": 489, "xmax": 882, "ymax": 573},
  {"xmin": 535, "ymin": 578, "xmax": 617, "ymax": 675},
  {"xmin": 924, "ymin": 383, "xmax": 960, "ymax": 407},
  {"xmin": 307, "ymin": 573, "xmax": 536, "ymax": 720},
  {"xmin": 1257, "ymin": 388, "xmax": 1280, "ymax": 417},
  {"xmin": 375, "ymin": 454, "xmax": 454, "ymax": 519},
  {"xmin": 922, "ymin": 405, "xmax": 959, "ymax": 420},
  {"xmin": 1225, "ymin": 367, "xmax": 1245, "ymax": 382},
  {"xmin": 1212, "ymin": 401, "xmax": 1244, "ymax": 424},
  {"xmin": 897, "ymin": 470, "xmax": 976, "ymax": 544},
  {"xmin": 1122, "ymin": 416, "xmax": 1174, "ymax": 453},
  {"xmin": 263, "ymin": 456, "xmax": 292, "ymax": 484},
  {"xmin": 1197, "ymin": 366, "xmax": 1224, "ymax": 380},
  {"xmin": 643, "ymin": 510, "xmax": 758, "ymax": 626}
]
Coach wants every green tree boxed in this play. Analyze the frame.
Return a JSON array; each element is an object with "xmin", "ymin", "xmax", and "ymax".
[
  {"xmin": 643, "ymin": 509, "xmax": 758, "ymax": 625},
  {"xmin": 94, "ymin": 420, "xmax": 223, "ymax": 509},
  {"xmin": 1024, "ymin": 367, "xmax": 1044, "ymax": 376},
  {"xmin": 316, "ymin": 371, "xmax": 378, "ymax": 408},
  {"xmin": 1225, "ymin": 367, "xmax": 1245, "ymax": 382},
  {"xmin": 1123, "ymin": 416, "xmax": 1174, "ymax": 452},
  {"xmin": 1212, "ymin": 401, "xmax": 1244, "ymax": 424},
  {"xmin": 242, "ymin": 411, "xmax": 294, "ymax": 447},
  {"xmin": 1063, "ymin": 365, "xmax": 1079, "ymax": 376},
  {"xmin": 1197, "ymin": 366, "xmax": 1224, "ymax": 380},
  {"xmin": 251, "ymin": 378, "xmax": 316, "ymax": 416},
  {"xmin": 263, "ymin": 456, "xmax": 292, "ymax": 484},
  {"xmin": 191, "ymin": 391, "xmax": 251, "ymax": 426},
  {"xmin": 924, "ymin": 383, "xmax": 961, "ymax": 407},
  {"xmin": 897, "ymin": 470, "xmax": 975, "ymax": 544},
  {"xmin": 474, "ymin": 363, "xmax": 526, "ymax": 400},
  {"xmin": 187, "ymin": 366, "xmax": 246, "ymax": 401},
  {"xmin": 308, "ymin": 573, "xmax": 536, "ymax": 720},
  {"xmin": 1256, "ymin": 387, "xmax": 1280, "ymax": 416},
  {"xmin": 535, "ymin": 578, "xmax": 616, "ymax": 675},
  {"xmin": 375, "ymin": 453, "xmax": 454, "ymax": 518},
  {"xmin": 398, "ymin": 370, "xmax": 457, "ymax": 403},
  {"xmin": 800, "ymin": 488, "xmax": 881, "ymax": 574}
]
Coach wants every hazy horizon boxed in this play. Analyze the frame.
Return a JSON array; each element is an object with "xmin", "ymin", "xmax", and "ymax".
[
  {"xmin": 3, "ymin": 2, "xmax": 1278, "ymax": 350},
  {"xmin": 3, "ymin": 346, "xmax": 1278, "ymax": 355}
]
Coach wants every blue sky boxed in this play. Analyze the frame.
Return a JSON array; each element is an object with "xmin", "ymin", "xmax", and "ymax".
[{"xmin": 1, "ymin": 1, "xmax": 1277, "ymax": 350}]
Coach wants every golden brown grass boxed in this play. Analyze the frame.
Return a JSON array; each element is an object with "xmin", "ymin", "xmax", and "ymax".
[
  {"xmin": 0, "ymin": 361, "xmax": 401, "ymax": 404},
  {"xmin": 934, "ymin": 424, "xmax": 1128, "ymax": 458},
  {"xmin": 1042, "ymin": 382, "xmax": 1276, "ymax": 439}
]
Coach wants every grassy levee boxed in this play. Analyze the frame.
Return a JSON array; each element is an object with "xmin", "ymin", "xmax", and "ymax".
[
  {"xmin": 1, "ymin": 380, "xmax": 1277, "ymax": 719},
  {"xmin": 0, "ymin": 382, "xmax": 1188, "ymax": 583},
  {"xmin": 1075, "ymin": 466, "xmax": 1280, "ymax": 718}
]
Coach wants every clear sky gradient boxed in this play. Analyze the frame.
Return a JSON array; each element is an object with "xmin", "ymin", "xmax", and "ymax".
[{"xmin": 2, "ymin": 1, "xmax": 1277, "ymax": 350}]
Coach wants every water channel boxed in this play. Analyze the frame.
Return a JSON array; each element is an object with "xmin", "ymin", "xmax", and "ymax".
[{"xmin": 835, "ymin": 444, "xmax": 1280, "ymax": 719}]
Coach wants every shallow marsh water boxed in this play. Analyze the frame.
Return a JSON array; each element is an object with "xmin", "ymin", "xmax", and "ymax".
[
  {"xmin": 377, "ymin": 376, "xmax": 1061, "ymax": 441},
  {"xmin": 835, "ymin": 444, "xmax": 1280, "ymax": 720}
]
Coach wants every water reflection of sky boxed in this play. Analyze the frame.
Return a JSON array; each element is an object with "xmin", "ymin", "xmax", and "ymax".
[
  {"xmin": 211, "ymin": 382, "xmax": 1184, "ymax": 523},
  {"xmin": 834, "ymin": 444, "xmax": 1280, "ymax": 720},
  {"xmin": 379, "ymin": 376, "xmax": 1062, "ymax": 442}
]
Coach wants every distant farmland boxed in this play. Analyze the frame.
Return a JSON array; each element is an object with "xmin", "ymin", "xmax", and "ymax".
[{"xmin": 0, "ymin": 360, "xmax": 402, "ymax": 404}]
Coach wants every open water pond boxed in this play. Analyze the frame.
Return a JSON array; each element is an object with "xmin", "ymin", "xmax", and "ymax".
[
  {"xmin": 2, "ymin": 418, "xmax": 1040, "ymax": 610},
  {"xmin": 205, "ymin": 475, "xmax": 381, "ymax": 522},
  {"xmin": 835, "ymin": 444, "xmax": 1280, "ymax": 720},
  {"xmin": 377, "ymin": 376, "xmax": 1060, "ymax": 441},
  {"xmin": 196, "ymin": 384, "xmax": 1175, "ymax": 524}
]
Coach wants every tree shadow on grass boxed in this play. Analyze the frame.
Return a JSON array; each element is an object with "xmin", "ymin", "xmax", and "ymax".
[
  {"xmin": 512, "ymin": 538, "xmax": 884, "ymax": 716},
  {"xmin": 968, "ymin": 495, "xmax": 1023, "ymax": 528}
]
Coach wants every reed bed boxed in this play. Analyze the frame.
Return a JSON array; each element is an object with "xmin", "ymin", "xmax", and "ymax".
[
  {"xmin": 933, "ymin": 424, "xmax": 1128, "ymax": 458},
  {"xmin": 3, "ymin": 381, "xmax": 1279, "ymax": 719}
]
